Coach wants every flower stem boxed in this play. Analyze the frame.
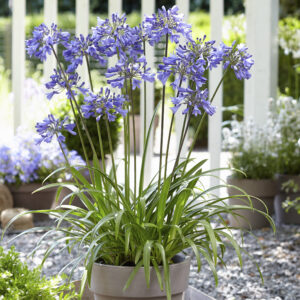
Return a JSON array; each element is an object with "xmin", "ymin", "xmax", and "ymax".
[
  {"xmin": 129, "ymin": 79, "xmax": 137, "ymax": 205},
  {"xmin": 164, "ymin": 77, "xmax": 183, "ymax": 179},
  {"xmin": 158, "ymin": 33, "xmax": 169, "ymax": 193},
  {"xmin": 183, "ymin": 69, "xmax": 228, "ymax": 174},
  {"xmin": 105, "ymin": 118, "xmax": 119, "ymax": 206},
  {"xmin": 84, "ymin": 54, "xmax": 107, "ymax": 176}
]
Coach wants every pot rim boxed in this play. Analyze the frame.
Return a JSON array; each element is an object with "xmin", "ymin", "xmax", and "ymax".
[{"xmin": 93, "ymin": 255, "xmax": 191, "ymax": 271}]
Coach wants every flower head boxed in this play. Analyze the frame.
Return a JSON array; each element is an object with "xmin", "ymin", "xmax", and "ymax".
[
  {"xmin": 63, "ymin": 34, "xmax": 106, "ymax": 73},
  {"xmin": 36, "ymin": 114, "xmax": 76, "ymax": 144},
  {"xmin": 45, "ymin": 69, "xmax": 88, "ymax": 100},
  {"xmin": 26, "ymin": 23, "xmax": 70, "ymax": 62},
  {"xmin": 91, "ymin": 13, "xmax": 143, "ymax": 59},
  {"xmin": 223, "ymin": 42, "xmax": 254, "ymax": 80},
  {"xmin": 143, "ymin": 5, "xmax": 192, "ymax": 45},
  {"xmin": 171, "ymin": 87, "xmax": 215, "ymax": 116},
  {"xmin": 81, "ymin": 87, "xmax": 128, "ymax": 122},
  {"xmin": 106, "ymin": 54, "xmax": 155, "ymax": 89}
]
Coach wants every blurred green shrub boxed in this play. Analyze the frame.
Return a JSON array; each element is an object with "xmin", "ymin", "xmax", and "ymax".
[{"xmin": 0, "ymin": 246, "xmax": 77, "ymax": 300}]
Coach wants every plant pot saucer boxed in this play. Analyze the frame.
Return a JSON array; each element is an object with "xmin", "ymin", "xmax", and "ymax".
[{"xmin": 72, "ymin": 281, "xmax": 216, "ymax": 300}]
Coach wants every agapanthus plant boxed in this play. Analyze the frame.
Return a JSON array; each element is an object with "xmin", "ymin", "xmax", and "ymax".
[{"xmin": 4, "ymin": 6, "xmax": 273, "ymax": 300}]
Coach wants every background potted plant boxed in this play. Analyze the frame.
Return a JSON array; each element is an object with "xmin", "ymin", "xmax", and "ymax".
[
  {"xmin": 270, "ymin": 96, "xmax": 300, "ymax": 225},
  {"xmin": 0, "ymin": 129, "xmax": 83, "ymax": 221},
  {"xmin": 3, "ymin": 6, "xmax": 274, "ymax": 300},
  {"xmin": 223, "ymin": 116, "xmax": 277, "ymax": 229}
]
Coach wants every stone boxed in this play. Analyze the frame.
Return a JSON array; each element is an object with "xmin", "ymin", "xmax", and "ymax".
[
  {"xmin": 0, "ymin": 184, "xmax": 13, "ymax": 213},
  {"xmin": 1, "ymin": 207, "xmax": 33, "ymax": 230}
]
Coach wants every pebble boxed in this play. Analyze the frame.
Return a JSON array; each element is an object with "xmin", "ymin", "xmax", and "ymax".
[{"xmin": 1, "ymin": 221, "xmax": 299, "ymax": 300}]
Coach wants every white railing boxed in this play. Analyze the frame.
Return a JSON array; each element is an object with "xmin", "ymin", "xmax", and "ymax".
[{"xmin": 11, "ymin": 0, "xmax": 279, "ymax": 188}]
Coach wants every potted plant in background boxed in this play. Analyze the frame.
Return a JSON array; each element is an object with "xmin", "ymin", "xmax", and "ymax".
[
  {"xmin": 0, "ymin": 129, "xmax": 83, "ymax": 221},
  {"xmin": 223, "ymin": 116, "xmax": 277, "ymax": 229},
  {"xmin": 3, "ymin": 6, "xmax": 274, "ymax": 300},
  {"xmin": 270, "ymin": 96, "xmax": 300, "ymax": 225}
]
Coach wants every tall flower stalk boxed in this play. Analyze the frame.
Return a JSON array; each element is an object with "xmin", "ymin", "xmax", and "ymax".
[{"xmin": 11, "ymin": 6, "xmax": 266, "ymax": 300}]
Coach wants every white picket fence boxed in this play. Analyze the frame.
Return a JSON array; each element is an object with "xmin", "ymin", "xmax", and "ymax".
[{"xmin": 11, "ymin": 0, "xmax": 279, "ymax": 189}]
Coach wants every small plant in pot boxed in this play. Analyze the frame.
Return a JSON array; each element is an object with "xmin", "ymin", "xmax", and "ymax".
[
  {"xmin": 0, "ymin": 129, "xmax": 83, "ymax": 221},
  {"xmin": 223, "ymin": 117, "xmax": 277, "ymax": 229},
  {"xmin": 270, "ymin": 96, "xmax": 300, "ymax": 225},
  {"xmin": 3, "ymin": 6, "xmax": 274, "ymax": 300}
]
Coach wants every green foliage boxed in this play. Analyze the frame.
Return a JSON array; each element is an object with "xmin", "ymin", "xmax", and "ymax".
[
  {"xmin": 52, "ymin": 96, "xmax": 121, "ymax": 160},
  {"xmin": 282, "ymin": 179, "xmax": 300, "ymax": 214},
  {"xmin": 0, "ymin": 246, "xmax": 77, "ymax": 300}
]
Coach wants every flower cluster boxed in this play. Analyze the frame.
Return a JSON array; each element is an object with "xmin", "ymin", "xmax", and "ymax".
[
  {"xmin": 26, "ymin": 23, "xmax": 70, "ymax": 62},
  {"xmin": 63, "ymin": 35, "xmax": 103, "ymax": 73},
  {"xmin": 81, "ymin": 87, "xmax": 128, "ymax": 122},
  {"xmin": 171, "ymin": 87, "xmax": 214, "ymax": 117},
  {"xmin": 223, "ymin": 43, "xmax": 254, "ymax": 80},
  {"xmin": 25, "ymin": 6, "xmax": 254, "ymax": 154},
  {"xmin": 91, "ymin": 13, "xmax": 143, "ymax": 58},
  {"xmin": 45, "ymin": 69, "xmax": 88, "ymax": 100},
  {"xmin": 0, "ymin": 130, "xmax": 84, "ymax": 185},
  {"xmin": 143, "ymin": 5, "xmax": 192, "ymax": 44},
  {"xmin": 105, "ymin": 55, "xmax": 155, "ymax": 89},
  {"xmin": 36, "ymin": 114, "xmax": 76, "ymax": 144}
]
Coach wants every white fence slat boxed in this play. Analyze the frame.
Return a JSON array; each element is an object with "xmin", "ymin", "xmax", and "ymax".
[
  {"xmin": 175, "ymin": 0, "xmax": 190, "ymax": 159},
  {"xmin": 12, "ymin": 0, "xmax": 25, "ymax": 133},
  {"xmin": 76, "ymin": 0, "xmax": 90, "ymax": 86},
  {"xmin": 108, "ymin": 0, "xmax": 122, "ymax": 17},
  {"xmin": 44, "ymin": 0, "xmax": 57, "ymax": 82},
  {"xmin": 141, "ymin": 0, "xmax": 155, "ymax": 185},
  {"xmin": 244, "ymin": 0, "xmax": 279, "ymax": 125},
  {"xmin": 208, "ymin": 0, "xmax": 223, "ymax": 193}
]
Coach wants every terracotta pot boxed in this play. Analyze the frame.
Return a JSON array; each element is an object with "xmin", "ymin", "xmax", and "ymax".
[
  {"xmin": 274, "ymin": 174, "xmax": 300, "ymax": 226},
  {"xmin": 90, "ymin": 255, "xmax": 190, "ymax": 300},
  {"xmin": 227, "ymin": 177, "xmax": 276, "ymax": 229},
  {"xmin": 9, "ymin": 183, "xmax": 56, "ymax": 222}
]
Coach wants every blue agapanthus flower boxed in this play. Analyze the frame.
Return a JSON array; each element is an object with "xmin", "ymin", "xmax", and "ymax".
[
  {"xmin": 105, "ymin": 54, "xmax": 155, "ymax": 89},
  {"xmin": 171, "ymin": 87, "xmax": 215, "ymax": 116},
  {"xmin": 223, "ymin": 43, "xmax": 254, "ymax": 80},
  {"xmin": 143, "ymin": 5, "xmax": 192, "ymax": 45},
  {"xmin": 36, "ymin": 114, "xmax": 76, "ymax": 144},
  {"xmin": 157, "ymin": 36, "xmax": 219, "ymax": 88},
  {"xmin": 45, "ymin": 68, "xmax": 88, "ymax": 100},
  {"xmin": 91, "ymin": 13, "xmax": 143, "ymax": 59},
  {"xmin": 63, "ymin": 34, "xmax": 106, "ymax": 73},
  {"xmin": 26, "ymin": 23, "xmax": 70, "ymax": 62},
  {"xmin": 81, "ymin": 87, "xmax": 128, "ymax": 122}
]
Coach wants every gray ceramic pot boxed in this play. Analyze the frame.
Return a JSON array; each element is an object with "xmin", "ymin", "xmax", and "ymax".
[
  {"xmin": 227, "ymin": 177, "xmax": 276, "ymax": 229},
  {"xmin": 274, "ymin": 174, "xmax": 300, "ymax": 226},
  {"xmin": 9, "ymin": 183, "xmax": 56, "ymax": 221},
  {"xmin": 90, "ymin": 255, "xmax": 191, "ymax": 300}
]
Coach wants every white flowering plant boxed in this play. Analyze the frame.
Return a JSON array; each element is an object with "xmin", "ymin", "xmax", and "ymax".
[
  {"xmin": 222, "ymin": 116, "xmax": 277, "ymax": 180},
  {"xmin": 270, "ymin": 96, "xmax": 300, "ymax": 175}
]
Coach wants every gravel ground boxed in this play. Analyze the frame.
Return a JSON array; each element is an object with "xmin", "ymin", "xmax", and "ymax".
[{"xmin": 1, "ymin": 221, "xmax": 299, "ymax": 300}]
